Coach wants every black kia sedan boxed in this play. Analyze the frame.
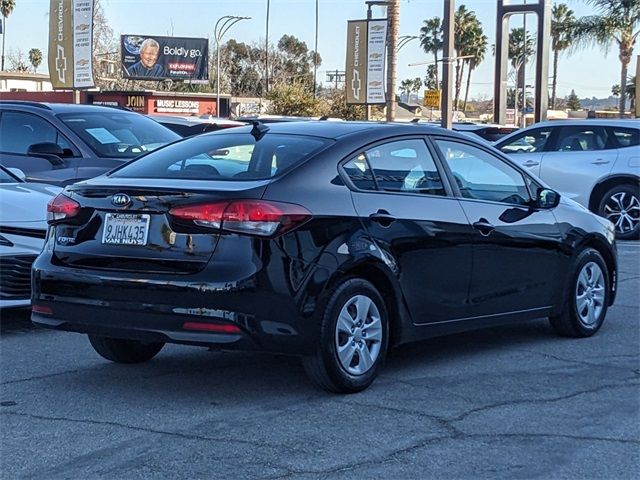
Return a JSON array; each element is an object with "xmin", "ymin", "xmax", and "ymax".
[{"xmin": 32, "ymin": 121, "xmax": 618, "ymax": 393}]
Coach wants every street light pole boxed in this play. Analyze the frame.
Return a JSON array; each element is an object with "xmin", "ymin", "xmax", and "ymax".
[
  {"xmin": 397, "ymin": 35, "xmax": 418, "ymax": 52},
  {"xmin": 215, "ymin": 15, "xmax": 251, "ymax": 117}
]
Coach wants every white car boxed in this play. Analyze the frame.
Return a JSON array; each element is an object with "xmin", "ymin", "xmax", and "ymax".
[
  {"xmin": 495, "ymin": 119, "xmax": 640, "ymax": 239},
  {"xmin": 0, "ymin": 166, "xmax": 60, "ymax": 308}
]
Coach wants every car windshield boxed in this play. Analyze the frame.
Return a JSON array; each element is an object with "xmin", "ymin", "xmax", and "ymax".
[
  {"xmin": 58, "ymin": 111, "xmax": 180, "ymax": 159},
  {"xmin": 110, "ymin": 133, "xmax": 331, "ymax": 180}
]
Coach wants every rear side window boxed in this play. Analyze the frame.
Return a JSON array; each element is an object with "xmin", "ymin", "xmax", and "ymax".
[
  {"xmin": 111, "ymin": 133, "xmax": 330, "ymax": 180},
  {"xmin": 0, "ymin": 111, "xmax": 73, "ymax": 154},
  {"xmin": 343, "ymin": 139, "xmax": 446, "ymax": 196},
  {"xmin": 554, "ymin": 126, "xmax": 608, "ymax": 151},
  {"xmin": 610, "ymin": 127, "xmax": 640, "ymax": 148}
]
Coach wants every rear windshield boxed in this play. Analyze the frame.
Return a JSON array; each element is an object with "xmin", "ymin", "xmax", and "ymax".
[
  {"xmin": 110, "ymin": 133, "xmax": 331, "ymax": 180},
  {"xmin": 58, "ymin": 112, "xmax": 180, "ymax": 159}
]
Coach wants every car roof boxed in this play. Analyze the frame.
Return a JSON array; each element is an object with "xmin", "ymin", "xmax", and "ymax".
[
  {"xmin": 217, "ymin": 120, "xmax": 458, "ymax": 140},
  {"xmin": 149, "ymin": 115, "xmax": 244, "ymax": 126},
  {"xmin": 526, "ymin": 119, "xmax": 640, "ymax": 128},
  {"xmin": 0, "ymin": 101, "xmax": 135, "ymax": 115}
]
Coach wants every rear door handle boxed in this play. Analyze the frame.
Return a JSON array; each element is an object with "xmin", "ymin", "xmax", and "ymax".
[
  {"xmin": 473, "ymin": 219, "xmax": 495, "ymax": 236},
  {"xmin": 591, "ymin": 159, "xmax": 610, "ymax": 165},
  {"xmin": 369, "ymin": 210, "xmax": 397, "ymax": 226},
  {"xmin": 522, "ymin": 160, "xmax": 540, "ymax": 167}
]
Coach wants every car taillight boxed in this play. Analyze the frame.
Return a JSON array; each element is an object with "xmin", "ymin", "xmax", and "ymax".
[
  {"xmin": 47, "ymin": 194, "xmax": 80, "ymax": 224},
  {"xmin": 169, "ymin": 200, "xmax": 312, "ymax": 237}
]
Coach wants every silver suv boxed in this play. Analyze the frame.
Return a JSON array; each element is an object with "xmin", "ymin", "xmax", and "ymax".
[{"xmin": 495, "ymin": 119, "xmax": 640, "ymax": 239}]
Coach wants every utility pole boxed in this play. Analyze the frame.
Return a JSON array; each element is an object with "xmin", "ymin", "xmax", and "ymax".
[
  {"xmin": 265, "ymin": 0, "xmax": 270, "ymax": 94},
  {"xmin": 385, "ymin": 0, "xmax": 399, "ymax": 121},
  {"xmin": 313, "ymin": 0, "xmax": 319, "ymax": 97},
  {"xmin": 441, "ymin": 0, "xmax": 455, "ymax": 129}
]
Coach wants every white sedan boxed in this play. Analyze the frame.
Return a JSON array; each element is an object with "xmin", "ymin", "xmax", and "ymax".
[
  {"xmin": 0, "ymin": 166, "xmax": 60, "ymax": 309},
  {"xmin": 495, "ymin": 119, "xmax": 640, "ymax": 239}
]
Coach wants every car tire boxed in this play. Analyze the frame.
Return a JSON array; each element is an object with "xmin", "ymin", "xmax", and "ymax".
[
  {"xmin": 88, "ymin": 335, "xmax": 164, "ymax": 364},
  {"xmin": 549, "ymin": 248, "xmax": 610, "ymax": 338},
  {"xmin": 303, "ymin": 278, "xmax": 389, "ymax": 393},
  {"xmin": 597, "ymin": 184, "xmax": 640, "ymax": 240}
]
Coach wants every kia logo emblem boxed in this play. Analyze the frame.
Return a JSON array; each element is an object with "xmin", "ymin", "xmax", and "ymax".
[{"xmin": 112, "ymin": 193, "xmax": 131, "ymax": 207}]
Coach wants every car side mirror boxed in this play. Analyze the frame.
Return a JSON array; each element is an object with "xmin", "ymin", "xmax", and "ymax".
[
  {"xmin": 27, "ymin": 142, "xmax": 65, "ymax": 166},
  {"xmin": 536, "ymin": 188, "xmax": 560, "ymax": 209}
]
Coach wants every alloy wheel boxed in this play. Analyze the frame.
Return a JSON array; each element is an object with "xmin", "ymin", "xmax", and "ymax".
[
  {"xmin": 575, "ymin": 261, "xmax": 605, "ymax": 327},
  {"xmin": 603, "ymin": 191, "xmax": 640, "ymax": 235},
  {"xmin": 334, "ymin": 295, "xmax": 383, "ymax": 376}
]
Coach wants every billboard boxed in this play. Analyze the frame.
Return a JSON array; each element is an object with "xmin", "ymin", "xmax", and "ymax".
[
  {"xmin": 345, "ymin": 19, "xmax": 387, "ymax": 105},
  {"xmin": 121, "ymin": 35, "xmax": 209, "ymax": 81},
  {"xmin": 48, "ymin": 0, "xmax": 95, "ymax": 89}
]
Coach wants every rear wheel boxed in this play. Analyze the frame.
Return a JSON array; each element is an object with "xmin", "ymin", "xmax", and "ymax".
[
  {"xmin": 549, "ymin": 248, "xmax": 610, "ymax": 338},
  {"xmin": 597, "ymin": 184, "xmax": 640, "ymax": 240},
  {"xmin": 88, "ymin": 335, "xmax": 164, "ymax": 364},
  {"xmin": 303, "ymin": 279, "xmax": 389, "ymax": 393}
]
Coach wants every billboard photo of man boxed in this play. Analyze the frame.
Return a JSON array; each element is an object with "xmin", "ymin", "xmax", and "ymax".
[
  {"xmin": 126, "ymin": 38, "xmax": 165, "ymax": 78},
  {"xmin": 121, "ymin": 35, "xmax": 209, "ymax": 81}
]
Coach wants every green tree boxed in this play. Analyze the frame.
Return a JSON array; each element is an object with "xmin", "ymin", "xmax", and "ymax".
[
  {"xmin": 567, "ymin": 89, "xmax": 581, "ymax": 110},
  {"xmin": 461, "ymin": 23, "xmax": 488, "ymax": 112},
  {"xmin": 551, "ymin": 3, "xmax": 577, "ymax": 108},
  {"xmin": 28, "ymin": 47, "xmax": 42, "ymax": 73},
  {"xmin": 625, "ymin": 74, "xmax": 636, "ymax": 111},
  {"xmin": 275, "ymin": 34, "xmax": 321, "ymax": 89},
  {"xmin": 419, "ymin": 17, "xmax": 442, "ymax": 88},
  {"xmin": 411, "ymin": 77, "xmax": 423, "ymax": 95},
  {"xmin": 508, "ymin": 27, "xmax": 535, "ymax": 116},
  {"xmin": 399, "ymin": 78, "xmax": 413, "ymax": 98},
  {"xmin": 573, "ymin": 0, "xmax": 640, "ymax": 117},
  {"xmin": 612, "ymin": 83, "xmax": 621, "ymax": 97},
  {"xmin": 423, "ymin": 64, "xmax": 438, "ymax": 90},
  {"xmin": 321, "ymin": 88, "xmax": 366, "ymax": 120},
  {"xmin": 266, "ymin": 81, "xmax": 323, "ymax": 116},
  {"xmin": 1, "ymin": 0, "xmax": 16, "ymax": 71},
  {"xmin": 453, "ymin": 6, "xmax": 479, "ymax": 109}
]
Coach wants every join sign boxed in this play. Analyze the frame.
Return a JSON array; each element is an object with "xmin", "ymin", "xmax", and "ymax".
[{"xmin": 345, "ymin": 19, "xmax": 387, "ymax": 105}]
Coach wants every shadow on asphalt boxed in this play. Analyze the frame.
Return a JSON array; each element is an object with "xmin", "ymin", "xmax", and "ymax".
[{"xmin": 0, "ymin": 309, "xmax": 35, "ymax": 335}]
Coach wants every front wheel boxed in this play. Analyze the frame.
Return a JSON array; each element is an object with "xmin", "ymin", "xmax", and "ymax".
[
  {"xmin": 549, "ymin": 248, "xmax": 610, "ymax": 338},
  {"xmin": 303, "ymin": 279, "xmax": 389, "ymax": 393},
  {"xmin": 88, "ymin": 335, "xmax": 164, "ymax": 364},
  {"xmin": 598, "ymin": 184, "xmax": 640, "ymax": 240}
]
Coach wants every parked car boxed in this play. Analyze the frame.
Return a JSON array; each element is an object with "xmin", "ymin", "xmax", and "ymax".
[
  {"xmin": 0, "ymin": 101, "xmax": 180, "ymax": 186},
  {"xmin": 149, "ymin": 115, "xmax": 245, "ymax": 137},
  {"xmin": 32, "ymin": 121, "xmax": 617, "ymax": 393},
  {"xmin": 495, "ymin": 119, "xmax": 640, "ymax": 239},
  {"xmin": 414, "ymin": 120, "xmax": 518, "ymax": 143},
  {"xmin": 450, "ymin": 122, "xmax": 519, "ymax": 142},
  {"xmin": 0, "ymin": 166, "xmax": 60, "ymax": 308}
]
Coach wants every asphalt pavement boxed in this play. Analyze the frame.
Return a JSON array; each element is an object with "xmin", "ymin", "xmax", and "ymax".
[{"xmin": 1, "ymin": 242, "xmax": 639, "ymax": 479}]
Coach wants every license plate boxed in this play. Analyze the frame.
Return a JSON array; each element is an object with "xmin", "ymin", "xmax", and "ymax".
[{"xmin": 102, "ymin": 213, "xmax": 150, "ymax": 246}]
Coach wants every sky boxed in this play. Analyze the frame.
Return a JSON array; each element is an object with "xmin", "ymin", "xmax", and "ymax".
[{"xmin": 3, "ymin": 0, "xmax": 633, "ymax": 100}]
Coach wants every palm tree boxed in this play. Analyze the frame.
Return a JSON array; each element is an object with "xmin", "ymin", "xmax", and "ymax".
[
  {"xmin": 462, "ymin": 24, "xmax": 488, "ymax": 112},
  {"xmin": 453, "ymin": 6, "xmax": 479, "ymax": 110},
  {"xmin": 508, "ymin": 27, "xmax": 535, "ymax": 117},
  {"xmin": 28, "ymin": 47, "xmax": 42, "ymax": 73},
  {"xmin": 419, "ymin": 17, "xmax": 442, "ymax": 88},
  {"xmin": 573, "ymin": 0, "xmax": 640, "ymax": 117},
  {"xmin": 1, "ymin": 0, "xmax": 16, "ymax": 71},
  {"xmin": 626, "ymin": 74, "xmax": 636, "ymax": 111},
  {"xmin": 551, "ymin": 3, "xmax": 576, "ymax": 109}
]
